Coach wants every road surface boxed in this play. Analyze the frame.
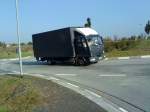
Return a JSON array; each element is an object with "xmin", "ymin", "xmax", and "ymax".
[{"xmin": 0, "ymin": 58, "xmax": 150, "ymax": 112}]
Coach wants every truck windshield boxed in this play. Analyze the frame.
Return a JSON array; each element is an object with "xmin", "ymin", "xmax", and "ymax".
[{"xmin": 86, "ymin": 35, "xmax": 103, "ymax": 46}]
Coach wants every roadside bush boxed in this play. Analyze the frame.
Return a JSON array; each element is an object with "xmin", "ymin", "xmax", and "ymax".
[
  {"xmin": 147, "ymin": 36, "xmax": 150, "ymax": 40},
  {"xmin": 104, "ymin": 39, "xmax": 140, "ymax": 52},
  {"xmin": 104, "ymin": 41, "xmax": 115, "ymax": 52}
]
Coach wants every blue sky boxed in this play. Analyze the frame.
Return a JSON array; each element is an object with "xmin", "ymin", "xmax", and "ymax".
[{"xmin": 0, "ymin": 0, "xmax": 150, "ymax": 43}]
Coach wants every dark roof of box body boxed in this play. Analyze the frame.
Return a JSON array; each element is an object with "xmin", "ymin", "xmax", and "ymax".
[{"xmin": 32, "ymin": 27, "xmax": 84, "ymax": 36}]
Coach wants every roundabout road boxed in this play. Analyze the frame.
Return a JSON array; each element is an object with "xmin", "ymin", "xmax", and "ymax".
[{"xmin": 0, "ymin": 58, "xmax": 150, "ymax": 112}]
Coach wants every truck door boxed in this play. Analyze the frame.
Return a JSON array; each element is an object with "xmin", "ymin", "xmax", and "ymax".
[{"xmin": 74, "ymin": 35, "xmax": 90, "ymax": 57}]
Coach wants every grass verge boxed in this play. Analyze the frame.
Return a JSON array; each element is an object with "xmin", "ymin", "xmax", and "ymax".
[
  {"xmin": 106, "ymin": 49, "xmax": 150, "ymax": 57},
  {"xmin": 105, "ymin": 40, "xmax": 150, "ymax": 57},
  {"xmin": 0, "ymin": 45, "xmax": 33, "ymax": 59},
  {"xmin": 0, "ymin": 75, "xmax": 42, "ymax": 112}
]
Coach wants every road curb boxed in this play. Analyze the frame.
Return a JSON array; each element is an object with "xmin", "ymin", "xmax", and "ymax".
[
  {"xmin": 5, "ymin": 71, "xmax": 122, "ymax": 112},
  {"xmin": 5, "ymin": 71, "xmax": 123, "ymax": 112},
  {"xmin": 26, "ymin": 73, "xmax": 123, "ymax": 112},
  {"xmin": 104, "ymin": 55, "xmax": 150, "ymax": 60}
]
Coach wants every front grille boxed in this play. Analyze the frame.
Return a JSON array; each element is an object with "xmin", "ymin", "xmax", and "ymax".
[{"xmin": 90, "ymin": 45, "xmax": 103, "ymax": 57}]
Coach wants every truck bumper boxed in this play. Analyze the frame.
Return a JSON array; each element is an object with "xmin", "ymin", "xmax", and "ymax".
[
  {"xmin": 89, "ymin": 57, "xmax": 98, "ymax": 63},
  {"xmin": 90, "ymin": 56, "xmax": 104, "ymax": 63}
]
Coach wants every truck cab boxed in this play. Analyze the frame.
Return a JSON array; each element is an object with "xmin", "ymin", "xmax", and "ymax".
[{"xmin": 73, "ymin": 28, "xmax": 104, "ymax": 65}]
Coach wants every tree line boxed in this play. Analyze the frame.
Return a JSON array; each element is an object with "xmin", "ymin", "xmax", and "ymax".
[
  {"xmin": 0, "ymin": 41, "xmax": 6, "ymax": 48},
  {"xmin": 1, "ymin": 18, "xmax": 150, "ymax": 52},
  {"xmin": 0, "ymin": 42, "xmax": 32, "ymax": 47}
]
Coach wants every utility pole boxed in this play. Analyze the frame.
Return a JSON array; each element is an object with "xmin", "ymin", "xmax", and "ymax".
[{"xmin": 15, "ymin": 0, "xmax": 23, "ymax": 77}]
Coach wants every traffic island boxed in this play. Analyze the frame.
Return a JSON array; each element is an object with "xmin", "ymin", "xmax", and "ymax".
[{"xmin": 0, "ymin": 75, "xmax": 107, "ymax": 112}]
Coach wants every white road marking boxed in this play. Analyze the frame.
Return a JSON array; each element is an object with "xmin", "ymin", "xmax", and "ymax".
[
  {"xmin": 67, "ymin": 83, "xmax": 79, "ymax": 88},
  {"xmin": 33, "ymin": 74, "xmax": 45, "ymax": 77},
  {"xmin": 55, "ymin": 74, "xmax": 77, "ymax": 76},
  {"xmin": 12, "ymin": 71, "xmax": 20, "ymax": 74},
  {"xmin": 141, "ymin": 55, "xmax": 150, "ymax": 58},
  {"xmin": 7, "ymin": 72, "xmax": 29, "ymax": 75},
  {"xmin": 0, "ymin": 59, "xmax": 7, "ymax": 61},
  {"xmin": 118, "ymin": 57, "xmax": 130, "ymax": 60},
  {"xmin": 99, "ymin": 74, "xmax": 126, "ymax": 77},
  {"xmin": 9, "ymin": 58, "xmax": 18, "ymax": 61},
  {"xmin": 85, "ymin": 89, "xmax": 101, "ymax": 98},
  {"xmin": 0, "ymin": 62, "xmax": 9, "ymax": 64},
  {"xmin": 47, "ymin": 77, "xmax": 59, "ymax": 81},
  {"xmin": 119, "ymin": 107, "xmax": 128, "ymax": 112}
]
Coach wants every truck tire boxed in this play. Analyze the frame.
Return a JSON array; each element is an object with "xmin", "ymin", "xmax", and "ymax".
[
  {"xmin": 84, "ymin": 58, "xmax": 90, "ymax": 66},
  {"xmin": 78, "ymin": 58, "xmax": 85, "ymax": 66},
  {"xmin": 74, "ymin": 57, "xmax": 89, "ymax": 66}
]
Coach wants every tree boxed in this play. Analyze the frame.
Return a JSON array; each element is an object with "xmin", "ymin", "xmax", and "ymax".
[
  {"xmin": 21, "ymin": 42, "xmax": 25, "ymax": 46},
  {"xmin": 27, "ymin": 41, "xmax": 32, "ymax": 45},
  {"xmin": 0, "ymin": 41, "xmax": 6, "ymax": 48},
  {"xmin": 130, "ymin": 35, "xmax": 136, "ymax": 40},
  {"xmin": 145, "ymin": 20, "xmax": 150, "ymax": 35},
  {"xmin": 84, "ymin": 18, "xmax": 91, "ymax": 27}
]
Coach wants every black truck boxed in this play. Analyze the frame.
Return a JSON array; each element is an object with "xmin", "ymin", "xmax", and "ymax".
[{"xmin": 32, "ymin": 27, "xmax": 104, "ymax": 65}]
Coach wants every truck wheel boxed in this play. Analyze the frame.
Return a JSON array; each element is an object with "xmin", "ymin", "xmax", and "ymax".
[
  {"xmin": 78, "ymin": 58, "xmax": 85, "ymax": 66},
  {"xmin": 74, "ymin": 57, "xmax": 87, "ymax": 66},
  {"xmin": 84, "ymin": 58, "xmax": 90, "ymax": 66}
]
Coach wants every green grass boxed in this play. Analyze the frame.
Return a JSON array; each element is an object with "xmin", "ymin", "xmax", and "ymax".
[
  {"xmin": 0, "ymin": 45, "xmax": 33, "ymax": 59},
  {"xmin": 135, "ymin": 40, "xmax": 150, "ymax": 49},
  {"xmin": 0, "ymin": 75, "xmax": 42, "ymax": 112},
  {"xmin": 105, "ymin": 40, "xmax": 150, "ymax": 57},
  {"xmin": 106, "ymin": 49, "xmax": 150, "ymax": 57},
  {"xmin": 0, "ymin": 106, "xmax": 8, "ymax": 112}
]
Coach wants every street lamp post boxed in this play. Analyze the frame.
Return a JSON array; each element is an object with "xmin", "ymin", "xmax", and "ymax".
[{"xmin": 15, "ymin": 0, "xmax": 23, "ymax": 77}]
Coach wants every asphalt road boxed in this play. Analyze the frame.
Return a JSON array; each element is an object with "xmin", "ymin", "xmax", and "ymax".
[{"xmin": 0, "ymin": 58, "xmax": 150, "ymax": 112}]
